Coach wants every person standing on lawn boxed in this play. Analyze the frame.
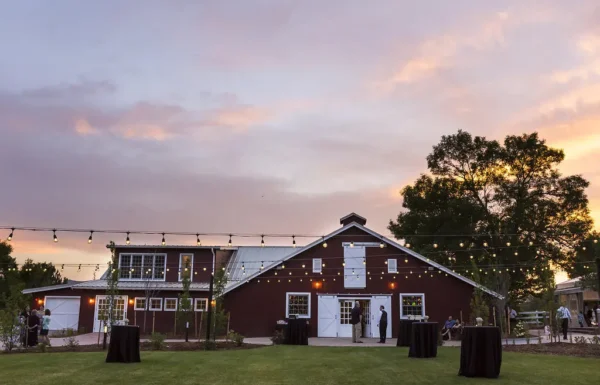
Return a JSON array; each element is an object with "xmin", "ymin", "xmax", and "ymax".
[
  {"xmin": 40, "ymin": 309, "xmax": 51, "ymax": 345},
  {"xmin": 556, "ymin": 304, "xmax": 571, "ymax": 340},
  {"xmin": 351, "ymin": 301, "xmax": 362, "ymax": 343},
  {"xmin": 377, "ymin": 305, "xmax": 388, "ymax": 343}
]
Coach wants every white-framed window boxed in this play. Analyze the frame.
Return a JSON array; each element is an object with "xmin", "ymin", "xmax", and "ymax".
[
  {"xmin": 387, "ymin": 259, "xmax": 398, "ymax": 273},
  {"xmin": 179, "ymin": 253, "xmax": 194, "ymax": 282},
  {"xmin": 119, "ymin": 254, "xmax": 166, "ymax": 281},
  {"xmin": 400, "ymin": 294, "xmax": 425, "ymax": 319},
  {"xmin": 164, "ymin": 298, "xmax": 178, "ymax": 311},
  {"xmin": 134, "ymin": 297, "xmax": 147, "ymax": 311},
  {"xmin": 286, "ymin": 292, "xmax": 311, "ymax": 318},
  {"xmin": 149, "ymin": 298, "xmax": 162, "ymax": 311},
  {"xmin": 194, "ymin": 298, "xmax": 208, "ymax": 312},
  {"xmin": 312, "ymin": 258, "xmax": 322, "ymax": 273}
]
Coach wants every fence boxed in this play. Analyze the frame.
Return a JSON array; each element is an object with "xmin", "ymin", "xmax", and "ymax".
[{"xmin": 516, "ymin": 311, "xmax": 549, "ymax": 326}]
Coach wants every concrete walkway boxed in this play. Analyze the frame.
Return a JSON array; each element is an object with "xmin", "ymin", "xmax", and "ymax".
[{"xmin": 38, "ymin": 332, "xmax": 597, "ymax": 348}]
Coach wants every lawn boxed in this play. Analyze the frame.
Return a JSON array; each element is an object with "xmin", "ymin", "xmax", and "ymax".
[{"xmin": 0, "ymin": 346, "xmax": 597, "ymax": 385}]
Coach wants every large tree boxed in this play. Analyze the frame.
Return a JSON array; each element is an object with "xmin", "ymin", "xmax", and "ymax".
[
  {"xmin": 389, "ymin": 130, "xmax": 593, "ymax": 309},
  {"xmin": 568, "ymin": 231, "xmax": 600, "ymax": 292}
]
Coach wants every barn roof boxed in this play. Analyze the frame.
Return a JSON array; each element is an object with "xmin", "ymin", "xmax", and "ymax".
[
  {"xmin": 224, "ymin": 246, "xmax": 298, "ymax": 286},
  {"xmin": 224, "ymin": 221, "xmax": 505, "ymax": 299}
]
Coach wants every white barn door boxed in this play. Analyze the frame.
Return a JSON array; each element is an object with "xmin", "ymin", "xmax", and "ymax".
[
  {"xmin": 344, "ymin": 246, "xmax": 366, "ymax": 288},
  {"xmin": 44, "ymin": 296, "xmax": 81, "ymax": 331},
  {"xmin": 318, "ymin": 296, "xmax": 338, "ymax": 337},
  {"xmin": 370, "ymin": 296, "xmax": 392, "ymax": 338}
]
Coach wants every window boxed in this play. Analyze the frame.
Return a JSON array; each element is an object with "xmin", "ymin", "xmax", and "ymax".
[
  {"xmin": 312, "ymin": 258, "xmax": 322, "ymax": 273},
  {"xmin": 134, "ymin": 297, "xmax": 147, "ymax": 311},
  {"xmin": 387, "ymin": 259, "xmax": 398, "ymax": 273},
  {"xmin": 119, "ymin": 254, "xmax": 166, "ymax": 281},
  {"xmin": 164, "ymin": 298, "xmax": 178, "ymax": 311},
  {"xmin": 400, "ymin": 294, "xmax": 425, "ymax": 318},
  {"xmin": 149, "ymin": 298, "xmax": 162, "ymax": 311},
  {"xmin": 179, "ymin": 254, "xmax": 194, "ymax": 282},
  {"xmin": 286, "ymin": 293, "xmax": 311, "ymax": 318},
  {"xmin": 194, "ymin": 298, "xmax": 208, "ymax": 312}
]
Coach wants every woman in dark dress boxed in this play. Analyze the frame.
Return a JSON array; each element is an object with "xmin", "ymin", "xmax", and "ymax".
[{"xmin": 27, "ymin": 310, "xmax": 40, "ymax": 346}]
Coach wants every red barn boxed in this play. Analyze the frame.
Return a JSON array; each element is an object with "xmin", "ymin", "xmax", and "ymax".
[{"xmin": 24, "ymin": 213, "xmax": 502, "ymax": 338}]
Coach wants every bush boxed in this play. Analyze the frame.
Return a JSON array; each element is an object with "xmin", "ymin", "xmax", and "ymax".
[
  {"xmin": 227, "ymin": 330, "xmax": 244, "ymax": 347},
  {"xmin": 512, "ymin": 321, "xmax": 527, "ymax": 338},
  {"xmin": 574, "ymin": 336, "xmax": 587, "ymax": 344},
  {"xmin": 0, "ymin": 311, "xmax": 21, "ymax": 352},
  {"xmin": 149, "ymin": 333, "xmax": 166, "ymax": 351},
  {"xmin": 271, "ymin": 330, "xmax": 284, "ymax": 345},
  {"xmin": 63, "ymin": 336, "xmax": 79, "ymax": 351},
  {"xmin": 591, "ymin": 335, "xmax": 600, "ymax": 345},
  {"xmin": 37, "ymin": 342, "xmax": 49, "ymax": 353},
  {"xmin": 204, "ymin": 340, "xmax": 217, "ymax": 350}
]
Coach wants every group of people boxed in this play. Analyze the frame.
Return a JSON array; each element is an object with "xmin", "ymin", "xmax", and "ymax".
[
  {"xmin": 441, "ymin": 316, "xmax": 463, "ymax": 340},
  {"xmin": 19, "ymin": 306, "xmax": 52, "ymax": 347},
  {"xmin": 350, "ymin": 301, "xmax": 388, "ymax": 344}
]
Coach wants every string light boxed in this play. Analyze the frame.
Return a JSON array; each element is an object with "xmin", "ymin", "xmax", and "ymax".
[
  {"xmin": 380, "ymin": 240, "xmax": 385, "ymax": 248},
  {"xmin": 322, "ymin": 237, "xmax": 327, "ymax": 248},
  {"xmin": 363, "ymin": 258, "xmax": 366, "ymax": 265},
  {"xmin": 53, "ymin": 230, "xmax": 58, "ymax": 243},
  {"xmin": 260, "ymin": 261, "xmax": 264, "ymax": 270},
  {"xmin": 433, "ymin": 242, "xmax": 438, "ymax": 248},
  {"xmin": 405, "ymin": 243, "xmax": 411, "ymax": 248},
  {"xmin": 292, "ymin": 236, "xmax": 296, "ymax": 248},
  {"xmin": 228, "ymin": 235, "xmax": 232, "ymax": 247},
  {"xmin": 350, "ymin": 241, "xmax": 354, "ymax": 248},
  {"xmin": 161, "ymin": 233, "xmax": 166, "ymax": 246},
  {"xmin": 196, "ymin": 234, "xmax": 201, "ymax": 246},
  {"xmin": 529, "ymin": 241, "xmax": 533, "ymax": 246},
  {"xmin": 88, "ymin": 231, "xmax": 93, "ymax": 244},
  {"xmin": 483, "ymin": 241, "xmax": 488, "ymax": 247},
  {"xmin": 241, "ymin": 263, "xmax": 245, "ymax": 271},
  {"xmin": 459, "ymin": 242, "xmax": 464, "ymax": 247},
  {"xmin": 7, "ymin": 228, "xmax": 14, "ymax": 241},
  {"xmin": 506, "ymin": 242, "xmax": 511, "ymax": 246},
  {"xmin": 261, "ymin": 235, "xmax": 265, "ymax": 247},
  {"xmin": 77, "ymin": 264, "xmax": 81, "ymax": 272},
  {"xmin": 61, "ymin": 264, "xmax": 64, "ymax": 271}
]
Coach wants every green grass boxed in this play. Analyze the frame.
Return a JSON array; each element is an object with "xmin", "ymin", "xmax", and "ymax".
[{"xmin": 0, "ymin": 346, "xmax": 597, "ymax": 385}]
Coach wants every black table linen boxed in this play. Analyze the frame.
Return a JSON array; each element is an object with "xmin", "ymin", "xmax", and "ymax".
[
  {"xmin": 106, "ymin": 325, "xmax": 141, "ymax": 363},
  {"xmin": 284, "ymin": 319, "xmax": 309, "ymax": 345},
  {"xmin": 458, "ymin": 326, "xmax": 502, "ymax": 378},
  {"xmin": 408, "ymin": 322, "xmax": 438, "ymax": 358},
  {"xmin": 397, "ymin": 319, "xmax": 417, "ymax": 347}
]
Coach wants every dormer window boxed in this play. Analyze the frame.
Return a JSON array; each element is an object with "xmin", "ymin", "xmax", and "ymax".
[{"xmin": 119, "ymin": 254, "xmax": 166, "ymax": 281}]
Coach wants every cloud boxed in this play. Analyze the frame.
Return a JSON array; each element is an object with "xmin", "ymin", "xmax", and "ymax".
[
  {"xmin": 202, "ymin": 105, "xmax": 272, "ymax": 131},
  {"xmin": 74, "ymin": 119, "xmax": 99, "ymax": 136}
]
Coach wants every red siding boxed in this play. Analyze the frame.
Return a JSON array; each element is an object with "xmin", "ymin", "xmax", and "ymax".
[{"xmin": 224, "ymin": 227, "xmax": 475, "ymax": 337}]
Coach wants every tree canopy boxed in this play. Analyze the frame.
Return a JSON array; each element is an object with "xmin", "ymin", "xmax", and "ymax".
[{"xmin": 389, "ymin": 130, "xmax": 593, "ymax": 304}]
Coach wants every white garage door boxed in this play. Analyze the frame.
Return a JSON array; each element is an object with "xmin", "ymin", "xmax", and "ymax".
[{"xmin": 44, "ymin": 296, "xmax": 81, "ymax": 332}]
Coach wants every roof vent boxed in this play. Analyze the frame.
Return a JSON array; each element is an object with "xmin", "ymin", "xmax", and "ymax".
[{"xmin": 339, "ymin": 212, "xmax": 367, "ymax": 227}]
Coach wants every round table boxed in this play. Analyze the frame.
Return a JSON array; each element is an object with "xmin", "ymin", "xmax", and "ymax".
[
  {"xmin": 408, "ymin": 322, "xmax": 438, "ymax": 358},
  {"xmin": 458, "ymin": 326, "xmax": 502, "ymax": 378},
  {"xmin": 396, "ymin": 319, "xmax": 417, "ymax": 347},
  {"xmin": 106, "ymin": 325, "xmax": 141, "ymax": 363}
]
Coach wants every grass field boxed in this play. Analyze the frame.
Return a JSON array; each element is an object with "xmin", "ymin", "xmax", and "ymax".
[{"xmin": 0, "ymin": 346, "xmax": 596, "ymax": 385}]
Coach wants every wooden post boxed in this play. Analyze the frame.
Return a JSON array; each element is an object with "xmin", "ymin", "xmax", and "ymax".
[
  {"xmin": 194, "ymin": 312, "xmax": 198, "ymax": 338},
  {"xmin": 174, "ymin": 314, "xmax": 177, "ymax": 337},
  {"xmin": 493, "ymin": 307, "xmax": 497, "ymax": 327},
  {"xmin": 152, "ymin": 311, "xmax": 155, "ymax": 334},
  {"xmin": 227, "ymin": 312, "xmax": 231, "ymax": 336},
  {"xmin": 507, "ymin": 309, "xmax": 511, "ymax": 336},
  {"xmin": 199, "ymin": 312, "xmax": 204, "ymax": 342}
]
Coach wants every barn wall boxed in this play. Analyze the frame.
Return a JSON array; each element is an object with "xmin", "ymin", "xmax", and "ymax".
[
  {"xmin": 31, "ymin": 288, "xmax": 209, "ymax": 336},
  {"xmin": 224, "ymin": 227, "xmax": 476, "ymax": 337}
]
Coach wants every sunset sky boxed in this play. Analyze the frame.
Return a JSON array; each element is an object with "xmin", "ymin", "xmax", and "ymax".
[{"xmin": 1, "ymin": 1, "xmax": 599, "ymax": 283}]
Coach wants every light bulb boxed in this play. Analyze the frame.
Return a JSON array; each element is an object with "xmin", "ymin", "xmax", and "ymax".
[
  {"xmin": 293, "ymin": 236, "xmax": 296, "ymax": 248},
  {"xmin": 161, "ymin": 233, "xmax": 166, "ymax": 246},
  {"xmin": 7, "ymin": 228, "xmax": 14, "ymax": 241},
  {"xmin": 261, "ymin": 235, "xmax": 265, "ymax": 247},
  {"xmin": 459, "ymin": 242, "xmax": 464, "ymax": 247},
  {"xmin": 196, "ymin": 234, "xmax": 201, "ymax": 246},
  {"xmin": 88, "ymin": 231, "xmax": 93, "ymax": 244},
  {"xmin": 126, "ymin": 232, "xmax": 131, "ymax": 245},
  {"xmin": 483, "ymin": 242, "xmax": 488, "ymax": 247},
  {"xmin": 433, "ymin": 243, "xmax": 438, "ymax": 248},
  {"xmin": 228, "ymin": 235, "xmax": 232, "ymax": 247},
  {"xmin": 53, "ymin": 230, "xmax": 58, "ymax": 243}
]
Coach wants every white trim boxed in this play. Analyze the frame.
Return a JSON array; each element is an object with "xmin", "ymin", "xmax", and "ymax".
[
  {"xmin": 118, "ymin": 253, "xmax": 167, "ymax": 282},
  {"xmin": 223, "ymin": 222, "xmax": 503, "ymax": 299},
  {"xmin": 134, "ymin": 297, "xmax": 147, "ymax": 311},
  {"xmin": 179, "ymin": 253, "xmax": 194, "ymax": 282},
  {"xmin": 316, "ymin": 293, "xmax": 392, "ymax": 296},
  {"xmin": 194, "ymin": 298, "xmax": 208, "ymax": 312},
  {"xmin": 286, "ymin": 292, "xmax": 311, "ymax": 319},
  {"xmin": 387, "ymin": 259, "xmax": 398, "ymax": 273},
  {"xmin": 312, "ymin": 258, "xmax": 322, "ymax": 273},
  {"xmin": 93, "ymin": 295, "xmax": 128, "ymax": 333},
  {"xmin": 44, "ymin": 295, "xmax": 80, "ymax": 300},
  {"xmin": 148, "ymin": 298, "xmax": 163, "ymax": 311},
  {"xmin": 22, "ymin": 283, "xmax": 77, "ymax": 294},
  {"xmin": 164, "ymin": 298, "xmax": 178, "ymax": 312},
  {"xmin": 341, "ymin": 242, "xmax": 380, "ymax": 247},
  {"xmin": 399, "ymin": 293, "xmax": 425, "ymax": 319}
]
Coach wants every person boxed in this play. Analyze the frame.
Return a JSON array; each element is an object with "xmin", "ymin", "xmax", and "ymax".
[
  {"xmin": 350, "ymin": 301, "xmax": 362, "ymax": 343},
  {"xmin": 377, "ymin": 305, "xmax": 388, "ymax": 343},
  {"xmin": 27, "ymin": 310, "xmax": 40, "ymax": 347},
  {"xmin": 40, "ymin": 309, "xmax": 51, "ymax": 345},
  {"xmin": 577, "ymin": 311, "xmax": 584, "ymax": 328},
  {"xmin": 556, "ymin": 304, "xmax": 571, "ymax": 340},
  {"xmin": 444, "ymin": 316, "xmax": 456, "ymax": 330}
]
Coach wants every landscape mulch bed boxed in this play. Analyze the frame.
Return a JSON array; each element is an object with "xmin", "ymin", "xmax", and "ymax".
[
  {"xmin": 504, "ymin": 343, "xmax": 600, "ymax": 358},
  {"xmin": 2, "ymin": 341, "xmax": 261, "ymax": 354}
]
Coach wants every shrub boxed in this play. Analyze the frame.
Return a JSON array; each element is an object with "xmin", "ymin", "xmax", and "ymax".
[
  {"xmin": 204, "ymin": 340, "xmax": 217, "ymax": 351},
  {"xmin": 37, "ymin": 342, "xmax": 48, "ymax": 353},
  {"xmin": 149, "ymin": 333, "xmax": 166, "ymax": 351},
  {"xmin": 590, "ymin": 335, "xmax": 600, "ymax": 345},
  {"xmin": 512, "ymin": 321, "xmax": 527, "ymax": 338},
  {"xmin": 0, "ymin": 311, "xmax": 21, "ymax": 352},
  {"xmin": 574, "ymin": 336, "xmax": 587, "ymax": 344},
  {"xmin": 63, "ymin": 336, "xmax": 79, "ymax": 351},
  {"xmin": 271, "ymin": 330, "xmax": 284, "ymax": 345},
  {"xmin": 227, "ymin": 330, "xmax": 244, "ymax": 347}
]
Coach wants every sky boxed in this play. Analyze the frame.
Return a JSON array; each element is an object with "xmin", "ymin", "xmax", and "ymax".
[{"xmin": 1, "ymin": 0, "xmax": 600, "ymax": 283}]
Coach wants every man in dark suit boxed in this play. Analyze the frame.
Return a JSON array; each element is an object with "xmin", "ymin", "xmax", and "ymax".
[{"xmin": 377, "ymin": 305, "xmax": 388, "ymax": 343}]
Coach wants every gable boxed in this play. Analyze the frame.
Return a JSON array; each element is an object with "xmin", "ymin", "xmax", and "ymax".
[{"xmin": 224, "ymin": 223, "xmax": 503, "ymax": 299}]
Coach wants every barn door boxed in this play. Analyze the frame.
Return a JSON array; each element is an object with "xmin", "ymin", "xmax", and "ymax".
[
  {"xmin": 318, "ymin": 296, "xmax": 337, "ymax": 337},
  {"xmin": 370, "ymin": 296, "xmax": 392, "ymax": 338}
]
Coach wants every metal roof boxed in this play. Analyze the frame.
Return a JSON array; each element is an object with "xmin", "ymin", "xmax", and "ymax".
[
  {"xmin": 225, "ymin": 246, "xmax": 298, "ymax": 287},
  {"xmin": 22, "ymin": 282, "xmax": 79, "ymax": 295},
  {"xmin": 72, "ymin": 280, "xmax": 209, "ymax": 291}
]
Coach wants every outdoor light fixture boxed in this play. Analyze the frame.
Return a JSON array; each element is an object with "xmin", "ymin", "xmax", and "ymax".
[{"xmin": 89, "ymin": 298, "xmax": 95, "ymax": 305}]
